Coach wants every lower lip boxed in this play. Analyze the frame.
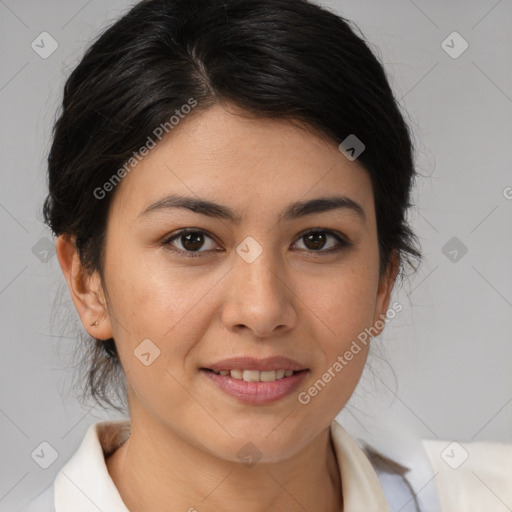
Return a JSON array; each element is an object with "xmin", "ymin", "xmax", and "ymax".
[{"xmin": 200, "ymin": 369, "xmax": 309, "ymax": 405}]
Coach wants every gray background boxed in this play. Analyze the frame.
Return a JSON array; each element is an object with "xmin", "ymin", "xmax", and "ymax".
[{"xmin": 1, "ymin": 0, "xmax": 511, "ymax": 510}]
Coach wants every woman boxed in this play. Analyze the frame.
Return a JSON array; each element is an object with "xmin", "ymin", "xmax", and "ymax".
[{"xmin": 26, "ymin": 0, "xmax": 425, "ymax": 510}]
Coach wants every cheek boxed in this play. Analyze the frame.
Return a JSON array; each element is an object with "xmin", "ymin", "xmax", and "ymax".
[
  {"xmin": 102, "ymin": 256, "xmax": 214, "ymax": 419},
  {"xmin": 298, "ymin": 258, "xmax": 378, "ymax": 412},
  {"xmin": 103, "ymin": 246, "xmax": 219, "ymax": 364},
  {"xmin": 309, "ymin": 258, "xmax": 378, "ymax": 346}
]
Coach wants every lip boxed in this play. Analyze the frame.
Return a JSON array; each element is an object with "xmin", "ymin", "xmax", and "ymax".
[
  {"xmin": 204, "ymin": 356, "xmax": 307, "ymax": 372},
  {"xmin": 201, "ymin": 368, "xmax": 309, "ymax": 405},
  {"xmin": 200, "ymin": 356, "xmax": 310, "ymax": 405}
]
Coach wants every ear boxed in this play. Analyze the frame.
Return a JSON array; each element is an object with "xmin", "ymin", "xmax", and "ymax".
[
  {"xmin": 56, "ymin": 234, "xmax": 113, "ymax": 341},
  {"xmin": 371, "ymin": 250, "xmax": 400, "ymax": 337}
]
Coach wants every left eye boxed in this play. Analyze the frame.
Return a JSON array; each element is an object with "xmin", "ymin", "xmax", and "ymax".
[
  {"xmin": 292, "ymin": 229, "xmax": 350, "ymax": 252},
  {"xmin": 163, "ymin": 228, "xmax": 350, "ymax": 258}
]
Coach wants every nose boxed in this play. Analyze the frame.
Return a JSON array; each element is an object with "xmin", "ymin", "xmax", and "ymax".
[{"xmin": 221, "ymin": 243, "xmax": 298, "ymax": 339}]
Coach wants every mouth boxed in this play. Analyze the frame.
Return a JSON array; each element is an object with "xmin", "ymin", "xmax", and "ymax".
[
  {"xmin": 201, "ymin": 367, "xmax": 306, "ymax": 382},
  {"xmin": 199, "ymin": 356, "xmax": 309, "ymax": 405}
]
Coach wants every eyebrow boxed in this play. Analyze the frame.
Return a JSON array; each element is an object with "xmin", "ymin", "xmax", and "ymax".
[{"xmin": 138, "ymin": 193, "xmax": 365, "ymax": 223}]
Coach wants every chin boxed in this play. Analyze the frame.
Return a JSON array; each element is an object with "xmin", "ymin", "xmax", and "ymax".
[{"xmin": 201, "ymin": 426, "xmax": 310, "ymax": 466}]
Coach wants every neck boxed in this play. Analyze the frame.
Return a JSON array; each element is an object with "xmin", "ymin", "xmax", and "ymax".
[{"xmin": 106, "ymin": 415, "xmax": 343, "ymax": 512}]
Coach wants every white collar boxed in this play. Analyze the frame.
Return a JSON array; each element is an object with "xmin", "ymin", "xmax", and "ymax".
[
  {"xmin": 330, "ymin": 420, "xmax": 391, "ymax": 511},
  {"xmin": 52, "ymin": 419, "xmax": 390, "ymax": 511},
  {"xmin": 54, "ymin": 420, "xmax": 130, "ymax": 512}
]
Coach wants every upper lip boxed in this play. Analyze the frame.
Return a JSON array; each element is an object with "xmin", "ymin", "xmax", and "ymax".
[{"xmin": 203, "ymin": 356, "xmax": 308, "ymax": 372}]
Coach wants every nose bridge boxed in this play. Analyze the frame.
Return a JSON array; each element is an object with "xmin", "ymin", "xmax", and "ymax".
[
  {"xmin": 235, "ymin": 235, "xmax": 286, "ymax": 304},
  {"xmin": 222, "ymin": 234, "xmax": 296, "ymax": 336}
]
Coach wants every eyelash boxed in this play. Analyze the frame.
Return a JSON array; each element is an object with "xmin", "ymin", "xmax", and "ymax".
[{"xmin": 162, "ymin": 228, "xmax": 352, "ymax": 259}]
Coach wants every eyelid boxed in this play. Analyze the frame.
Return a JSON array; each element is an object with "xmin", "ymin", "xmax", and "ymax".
[
  {"xmin": 162, "ymin": 228, "xmax": 221, "ymax": 257},
  {"xmin": 294, "ymin": 227, "xmax": 352, "ymax": 247},
  {"xmin": 163, "ymin": 227, "xmax": 352, "ymax": 258}
]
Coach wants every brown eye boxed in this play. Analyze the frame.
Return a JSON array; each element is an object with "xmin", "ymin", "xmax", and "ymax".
[
  {"xmin": 164, "ymin": 229, "xmax": 219, "ymax": 257},
  {"xmin": 303, "ymin": 232, "xmax": 328, "ymax": 250},
  {"xmin": 293, "ymin": 230, "xmax": 351, "ymax": 253},
  {"xmin": 179, "ymin": 232, "xmax": 206, "ymax": 251},
  {"xmin": 163, "ymin": 228, "xmax": 351, "ymax": 259}
]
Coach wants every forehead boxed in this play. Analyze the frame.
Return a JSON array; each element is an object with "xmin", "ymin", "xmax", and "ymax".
[{"xmin": 108, "ymin": 104, "xmax": 375, "ymax": 222}]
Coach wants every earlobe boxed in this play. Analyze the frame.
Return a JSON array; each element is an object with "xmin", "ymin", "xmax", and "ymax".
[{"xmin": 56, "ymin": 234, "xmax": 113, "ymax": 340}]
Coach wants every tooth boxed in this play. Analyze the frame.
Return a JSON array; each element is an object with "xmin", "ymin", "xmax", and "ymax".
[
  {"xmin": 243, "ymin": 370, "xmax": 260, "ymax": 382},
  {"xmin": 260, "ymin": 370, "xmax": 277, "ymax": 382},
  {"xmin": 225, "ymin": 369, "xmax": 295, "ymax": 381}
]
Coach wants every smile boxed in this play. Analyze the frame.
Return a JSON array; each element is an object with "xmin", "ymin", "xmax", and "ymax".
[
  {"xmin": 207, "ymin": 368, "xmax": 298, "ymax": 382},
  {"xmin": 200, "ymin": 367, "xmax": 309, "ymax": 405}
]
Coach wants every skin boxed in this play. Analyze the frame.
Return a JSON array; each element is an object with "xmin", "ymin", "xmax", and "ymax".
[{"xmin": 57, "ymin": 102, "xmax": 398, "ymax": 512}]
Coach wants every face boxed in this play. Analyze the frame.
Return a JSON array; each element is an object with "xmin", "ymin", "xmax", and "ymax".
[{"xmin": 60, "ymin": 103, "xmax": 397, "ymax": 463}]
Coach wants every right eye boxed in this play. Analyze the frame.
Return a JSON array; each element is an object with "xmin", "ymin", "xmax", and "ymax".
[{"xmin": 163, "ymin": 229, "xmax": 221, "ymax": 258}]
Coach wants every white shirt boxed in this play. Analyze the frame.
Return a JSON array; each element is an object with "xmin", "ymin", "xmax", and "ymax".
[{"xmin": 22, "ymin": 419, "xmax": 420, "ymax": 512}]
